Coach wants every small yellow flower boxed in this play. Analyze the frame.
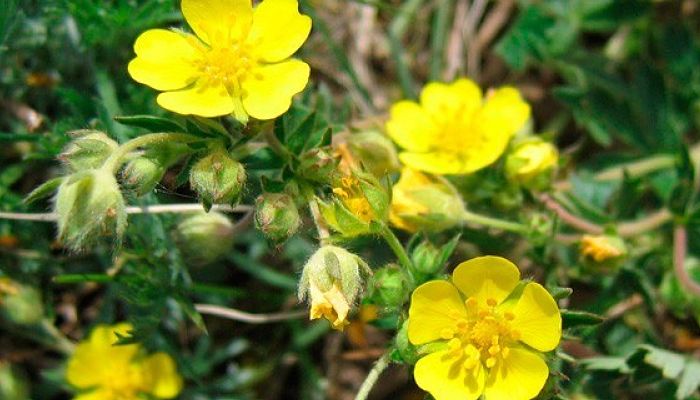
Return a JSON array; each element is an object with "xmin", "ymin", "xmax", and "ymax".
[
  {"xmin": 580, "ymin": 234, "xmax": 627, "ymax": 267},
  {"xmin": 333, "ymin": 176, "xmax": 375, "ymax": 224},
  {"xmin": 128, "ymin": 0, "xmax": 312, "ymax": 122},
  {"xmin": 390, "ymin": 167, "xmax": 466, "ymax": 232},
  {"xmin": 408, "ymin": 256, "xmax": 561, "ymax": 400},
  {"xmin": 66, "ymin": 323, "xmax": 182, "ymax": 400},
  {"xmin": 386, "ymin": 79, "xmax": 530, "ymax": 175},
  {"xmin": 308, "ymin": 280, "xmax": 351, "ymax": 330},
  {"xmin": 505, "ymin": 138, "xmax": 558, "ymax": 185}
]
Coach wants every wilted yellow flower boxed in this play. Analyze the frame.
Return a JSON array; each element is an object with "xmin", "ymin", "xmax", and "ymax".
[
  {"xmin": 66, "ymin": 323, "xmax": 182, "ymax": 400},
  {"xmin": 390, "ymin": 167, "xmax": 465, "ymax": 232},
  {"xmin": 505, "ymin": 138, "xmax": 558, "ymax": 185},
  {"xmin": 580, "ymin": 234, "xmax": 627, "ymax": 272},
  {"xmin": 386, "ymin": 79, "xmax": 530, "ymax": 175},
  {"xmin": 408, "ymin": 256, "xmax": 561, "ymax": 400},
  {"xmin": 333, "ymin": 176, "xmax": 375, "ymax": 223},
  {"xmin": 128, "ymin": 0, "xmax": 312, "ymax": 122}
]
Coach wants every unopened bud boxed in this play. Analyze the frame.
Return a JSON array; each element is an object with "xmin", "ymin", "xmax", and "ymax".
[
  {"xmin": 0, "ymin": 277, "xmax": 43, "ymax": 325},
  {"xmin": 580, "ymin": 234, "xmax": 627, "ymax": 271},
  {"xmin": 175, "ymin": 211, "xmax": 235, "ymax": 264},
  {"xmin": 190, "ymin": 148, "xmax": 246, "ymax": 210},
  {"xmin": 411, "ymin": 242, "xmax": 443, "ymax": 276},
  {"xmin": 255, "ymin": 193, "xmax": 300, "ymax": 242},
  {"xmin": 346, "ymin": 130, "xmax": 400, "ymax": 177},
  {"xmin": 297, "ymin": 147, "xmax": 338, "ymax": 184},
  {"xmin": 60, "ymin": 130, "xmax": 118, "ymax": 172},
  {"xmin": 395, "ymin": 320, "xmax": 420, "ymax": 365},
  {"xmin": 123, "ymin": 143, "xmax": 189, "ymax": 196},
  {"xmin": 368, "ymin": 265, "xmax": 406, "ymax": 308},
  {"xmin": 54, "ymin": 169, "xmax": 126, "ymax": 250},
  {"xmin": 505, "ymin": 137, "xmax": 558, "ymax": 189},
  {"xmin": 298, "ymin": 246, "xmax": 370, "ymax": 330},
  {"xmin": 389, "ymin": 167, "xmax": 465, "ymax": 232}
]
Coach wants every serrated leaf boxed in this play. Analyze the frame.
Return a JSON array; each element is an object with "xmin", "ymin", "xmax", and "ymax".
[
  {"xmin": 23, "ymin": 177, "xmax": 64, "ymax": 205},
  {"xmin": 562, "ymin": 309, "xmax": 605, "ymax": 328},
  {"xmin": 640, "ymin": 345, "xmax": 685, "ymax": 380},
  {"xmin": 114, "ymin": 115, "xmax": 185, "ymax": 133}
]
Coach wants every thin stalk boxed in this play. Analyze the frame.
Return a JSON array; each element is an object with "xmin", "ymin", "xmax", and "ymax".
[
  {"xmin": 673, "ymin": 224, "xmax": 700, "ymax": 297},
  {"xmin": 101, "ymin": 132, "xmax": 200, "ymax": 173},
  {"xmin": 354, "ymin": 351, "xmax": 392, "ymax": 400},
  {"xmin": 40, "ymin": 320, "xmax": 75, "ymax": 354},
  {"xmin": 388, "ymin": 0, "xmax": 423, "ymax": 98},
  {"xmin": 429, "ymin": 0, "xmax": 453, "ymax": 80},
  {"xmin": 378, "ymin": 224, "xmax": 414, "ymax": 285},
  {"xmin": 194, "ymin": 304, "xmax": 306, "ymax": 324},
  {"xmin": 461, "ymin": 210, "xmax": 528, "ymax": 234}
]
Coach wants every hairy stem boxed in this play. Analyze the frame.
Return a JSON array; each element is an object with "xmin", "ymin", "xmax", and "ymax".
[
  {"xmin": 673, "ymin": 224, "xmax": 700, "ymax": 297},
  {"xmin": 461, "ymin": 210, "xmax": 528, "ymax": 233},
  {"xmin": 101, "ymin": 132, "xmax": 200, "ymax": 174},
  {"xmin": 354, "ymin": 350, "xmax": 392, "ymax": 400}
]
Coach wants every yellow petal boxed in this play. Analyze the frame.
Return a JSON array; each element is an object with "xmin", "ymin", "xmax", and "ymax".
[
  {"xmin": 452, "ymin": 256, "xmax": 520, "ymax": 305},
  {"xmin": 478, "ymin": 87, "xmax": 530, "ymax": 136},
  {"xmin": 74, "ymin": 389, "xmax": 109, "ymax": 400},
  {"xmin": 140, "ymin": 353, "xmax": 183, "ymax": 398},
  {"xmin": 66, "ymin": 323, "xmax": 138, "ymax": 388},
  {"xmin": 414, "ymin": 350, "xmax": 485, "ymax": 400},
  {"xmin": 398, "ymin": 151, "xmax": 472, "ymax": 175},
  {"xmin": 157, "ymin": 82, "xmax": 235, "ymax": 117},
  {"xmin": 241, "ymin": 59, "xmax": 310, "ymax": 120},
  {"xmin": 408, "ymin": 280, "xmax": 466, "ymax": 345},
  {"xmin": 128, "ymin": 29, "xmax": 200, "ymax": 91},
  {"xmin": 386, "ymin": 101, "xmax": 438, "ymax": 152},
  {"xmin": 420, "ymin": 79, "xmax": 482, "ymax": 122},
  {"xmin": 483, "ymin": 347, "xmax": 549, "ymax": 400},
  {"xmin": 510, "ymin": 283, "xmax": 562, "ymax": 352},
  {"xmin": 181, "ymin": 0, "xmax": 253, "ymax": 45},
  {"xmin": 248, "ymin": 0, "xmax": 312, "ymax": 63}
]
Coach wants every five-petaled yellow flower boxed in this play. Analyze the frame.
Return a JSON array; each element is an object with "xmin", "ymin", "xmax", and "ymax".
[
  {"xmin": 128, "ymin": 0, "xmax": 312, "ymax": 122},
  {"xmin": 408, "ymin": 256, "xmax": 561, "ymax": 400},
  {"xmin": 386, "ymin": 79, "xmax": 530, "ymax": 175},
  {"xmin": 66, "ymin": 323, "xmax": 182, "ymax": 400}
]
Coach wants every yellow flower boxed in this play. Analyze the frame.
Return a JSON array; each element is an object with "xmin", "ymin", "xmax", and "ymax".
[
  {"xmin": 390, "ymin": 167, "xmax": 466, "ymax": 232},
  {"xmin": 505, "ymin": 138, "xmax": 558, "ymax": 185},
  {"xmin": 66, "ymin": 323, "xmax": 182, "ymax": 400},
  {"xmin": 333, "ymin": 176, "xmax": 375, "ymax": 224},
  {"xmin": 308, "ymin": 280, "xmax": 351, "ymax": 330},
  {"xmin": 128, "ymin": 0, "xmax": 312, "ymax": 122},
  {"xmin": 386, "ymin": 79, "xmax": 530, "ymax": 175},
  {"xmin": 580, "ymin": 235, "xmax": 624, "ymax": 263},
  {"xmin": 408, "ymin": 256, "xmax": 561, "ymax": 400}
]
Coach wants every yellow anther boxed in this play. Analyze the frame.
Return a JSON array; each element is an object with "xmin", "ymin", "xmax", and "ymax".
[
  {"xmin": 488, "ymin": 345, "xmax": 501, "ymax": 356},
  {"xmin": 501, "ymin": 347, "xmax": 510, "ymax": 359},
  {"xmin": 504, "ymin": 311, "xmax": 515, "ymax": 321},
  {"xmin": 486, "ymin": 298, "xmax": 498, "ymax": 307},
  {"xmin": 486, "ymin": 357, "xmax": 497, "ymax": 368},
  {"xmin": 465, "ymin": 297, "xmax": 478, "ymax": 308},
  {"xmin": 447, "ymin": 338, "xmax": 462, "ymax": 351},
  {"xmin": 510, "ymin": 330, "xmax": 521, "ymax": 341},
  {"xmin": 463, "ymin": 357, "xmax": 479, "ymax": 370},
  {"xmin": 456, "ymin": 318, "xmax": 469, "ymax": 330},
  {"xmin": 478, "ymin": 310, "xmax": 490, "ymax": 318},
  {"xmin": 491, "ymin": 335, "xmax": 500, "ymax": 346}
]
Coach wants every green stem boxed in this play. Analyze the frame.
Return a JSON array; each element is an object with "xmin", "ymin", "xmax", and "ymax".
[
  {"xmin": 378, "ymin": 224, "xmax": 414, "ymax": 285},
  {"xmin": 40, "ymin": 320, "xmax": 75, "ymax": 354},
  {"xmin": 461, "ymin": 210, "xmax": 527, "ymax": 234},
  {"xmin": 354, "ymin": 351, "xmax": 392, "ymax": 400},
  {"xmin": 101, "ymin": 132, "xmax": 200, "ymax": 174}
]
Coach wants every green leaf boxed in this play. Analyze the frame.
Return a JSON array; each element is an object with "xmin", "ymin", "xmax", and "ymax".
[
  {"xmin": 561, "ymin": 309, "xmax": 605, "ymax": 328},
  {"xmin": 640, "ymin": 345, "xmax": 685, "ymax": 380},
  {"xmin": 114, "ymin": 115, "xmax": 185, "ymax": 133},
  {"xmin": 581, "ymin": 356, "xmax": 630, "ymax": 373},
  {"xmin": 676, "ymin": 361, "xmax": 700, "ymax": 399},
  {"xmin": 23, "ymin": 177, "xmax": 64, "ymax": 205}
]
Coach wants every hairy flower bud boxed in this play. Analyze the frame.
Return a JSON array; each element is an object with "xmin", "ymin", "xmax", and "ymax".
[
  {"xmin": 0, "ymin": 277, "xmax": 44, "ymax": 325},
  {"xmin": 505, "ymin": 137, "xmax": 558, "ymax": 189},
  {"xmin": 175, "ymin": 211, "xmax": 235, "ymax": 264},
  {"xmin": 54, "ymin": 169, "xmax": 126, "ymax": 250},
  {"xmin": 190, "ymin": 148, "xmax": 246, "ymax": 210},
  {"xmin": 122, "ymin": 143, "xmax": 189, "ymax": 197},
  {"xmin": 60, "ymin": 130, "xmax": 119, "ymax": 172},
  {"xmin": 367, "ymin": 265, "xmax": 406, "ymax": 308},
  {"xmin": 389, "ymin": 167, "xmax": 465, "ymax": 232},
  {"xmin": 346, "ymin": 130, "xmax": 400, "ymax": 178},
  {"xmin": 298, "ymin": 246, "xmax": 370, "ymax": 330},
  {"xmin": 411, "ymin": 241, "xmax": 443, "ymax": 275},
  {"xmin": 297, "ymin": 147, "xmax": 339, "ymax": 184},
  {"xmin": 255, "ymin": 193, "xmax": 300, "ymax": 242}
]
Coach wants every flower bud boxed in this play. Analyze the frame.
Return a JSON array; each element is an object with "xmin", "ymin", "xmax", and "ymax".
[
  {"xmin": 580, "ymin": 234, "xmax": 628, "ymax": 271},
  {"xmin": 297, "ymin": 147, "xmax": 338, "ymax": 184},
  {"xmin": 298, "ymin": 246, "xmax": 370, "ymax": 330},
  {"xmin": 318, "ymin": 172, "xmax": 390, "ymax": 237},
  {"xmin": 0, "ymin": 277, "xmax": 44, "ymax": 325},
  {"xmin": 255, "ymin": 193, "xmax": 300, "ymax": 242},
  {"xmin": 505, "ymin": 137, "xmax": 558, "ymax": 189},
  {"xmin": 190, "ymin": 148, "xmax": 246, "ymax": 210},
  {"xmin": 367, "ymin": 265, "xmax": 406, "ymax": 308},
  {"xmin": 60, "ymin": 130, "xmax": 118, "ymax": 172},
  {"xmin": 0, "ymin": 362, "xmax": 29, "ymax": 400},
  {"xmin": 123, "ymin": 143, "xmax": 189, "ymax": 196},
  {"xmin": 54, "ymin": 169, "xmax": 126, "ymax": 250},
  {"xmin": 344, "ymin": 130, "xmax": 400, "ymax": 178},
  {"xmin": 395, "ymin": 320, "xmax": 420, "ymax": 365},
  {"xmin": 411, "ymin": 241, "xmax": 443, "ymax": 276},
  {"xmin": 389, "ymin": 167, "xmax": 466, "ymax": 232},
  {"xmin": 175, "ymin": 211, "xmax": 235, "ymax": 264}
]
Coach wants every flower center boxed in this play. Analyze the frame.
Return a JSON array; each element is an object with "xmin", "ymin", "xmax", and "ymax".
[
  {"xmin": 100, "ymin": 365, "xmax": 143, "ymax": 400},
  {"xmin": 195, "ymin": 43, "xmax": 257, "ymax": 91},
  {"xmin": 333, "ymin": 176, "xmax": 375, "ymax": 223},
  {"xmin": 442, "ymin": 296, "xmax": 520, "ymax": 370}
]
